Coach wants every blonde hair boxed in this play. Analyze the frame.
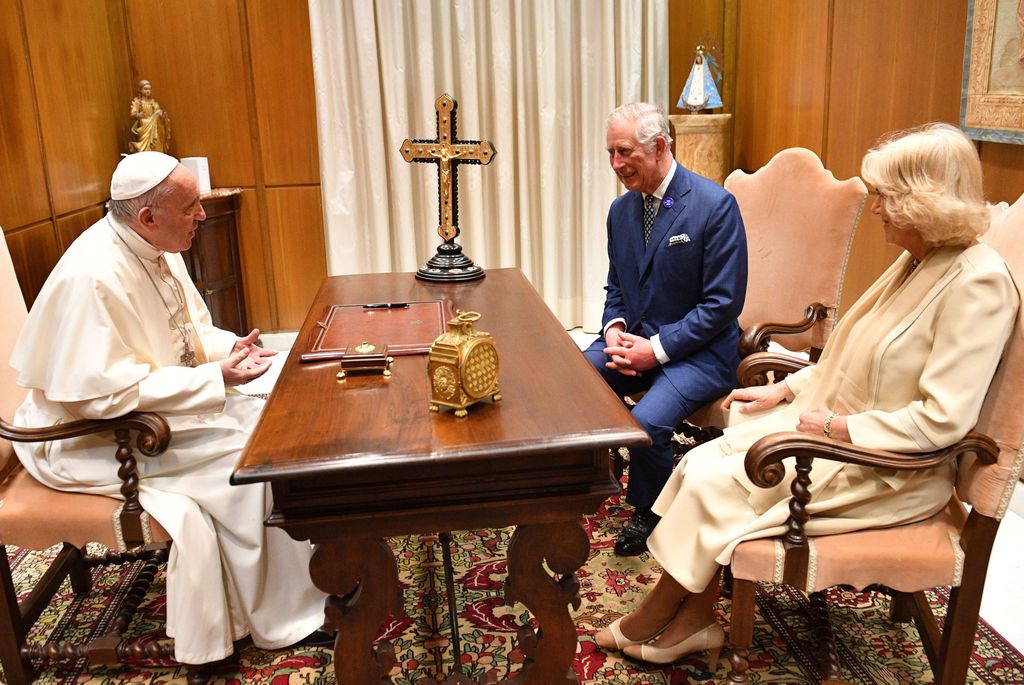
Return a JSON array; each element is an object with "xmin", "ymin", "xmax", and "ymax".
[
  {"xmin": 607, "ymin": 102, "xmax": 672, "ymax": 151},
  {"xmin": 860, "ymin": 123, "xmax": 988, "ymax": 247}
]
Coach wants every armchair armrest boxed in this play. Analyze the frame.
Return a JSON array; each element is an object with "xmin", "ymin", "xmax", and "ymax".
[
  {"xmin": 0, "ymin": 412, "xmax": 170, "ymax": 547},
  {"xmin": 741, "ymin": 430, "xmax": 997, "ymax": 585},
  {"xmin": 737, "ymin": 352, "xmax": 814, "ymax": 387},
  {"xmin": 745, "ymin": 431, "xmax": 997, "ymax": 487},
  {"xmin": 0, "ymin": 413, "xmax": 170, "ymax": 454},
  {"xmin": 739, "ymin": 302, "xmax": 830, "ymax": 359}
]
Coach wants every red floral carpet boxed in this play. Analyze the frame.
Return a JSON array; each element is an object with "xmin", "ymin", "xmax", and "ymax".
[{"xmin": 6, "ymin": 491, "xmax": 1024, "ymax": 684}]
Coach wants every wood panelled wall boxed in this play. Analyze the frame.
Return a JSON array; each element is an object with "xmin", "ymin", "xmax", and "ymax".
[
  {"xmin": 0, "ymin": 0, "xmax": 324, "ymax": 330},
  {"xmin": 0, "ymin": 1, "xmax": 128, "ymax": 302},
  {"xmin": 7, "ymin": 1, "xmax": 1019, "ymax": 329},
  {"xmin": 669, "ymin": 0, "xmax": 1024, "ymax": 307}
]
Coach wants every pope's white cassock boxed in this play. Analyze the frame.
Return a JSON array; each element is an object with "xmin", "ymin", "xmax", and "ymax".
[{"xmin": 9, "ymin": 214, "xmax": 327, "ymax": 664}]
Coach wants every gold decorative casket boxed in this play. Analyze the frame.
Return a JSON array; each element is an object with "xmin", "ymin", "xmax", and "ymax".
[{"xmin": 428, "ymin": 311, "xmax": 501, "ymax": 417}]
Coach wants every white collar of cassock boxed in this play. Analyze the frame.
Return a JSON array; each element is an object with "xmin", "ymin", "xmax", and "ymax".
[{"xmin": 107, "ymin": 214, "xmax": 163, "ymax": 263}]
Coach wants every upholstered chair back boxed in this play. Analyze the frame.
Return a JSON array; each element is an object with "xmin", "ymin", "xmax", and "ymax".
[
  {"xmin": 963, "ymin": 194, "xmax": 1024, "ymax": 518},
  {"xmin": 0, "ymin": 228, "xmax": 28, "ymax": 474},
  {"xmin": 724, "ymin": 148, "xmax": 866, "ymax": 352}
]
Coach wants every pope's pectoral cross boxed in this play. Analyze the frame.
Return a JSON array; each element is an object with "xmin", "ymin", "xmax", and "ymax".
[{"xmin": 401, "ymin": 94, "xmax": 495, "ymax": 282}]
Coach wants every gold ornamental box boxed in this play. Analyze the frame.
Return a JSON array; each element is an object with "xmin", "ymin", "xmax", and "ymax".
[{"xmin": 428, "ymin": 311, "xmax": 501, "ymax": 417}]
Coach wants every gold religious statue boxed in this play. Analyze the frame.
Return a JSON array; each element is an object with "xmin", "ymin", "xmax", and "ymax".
[
  {"xmin": 129, "ymin": 79, "xmax": 171, "ymax": 153},
  {"xmin": 400, "ymin": 94, "xmax": 495, "ymax": 282}
]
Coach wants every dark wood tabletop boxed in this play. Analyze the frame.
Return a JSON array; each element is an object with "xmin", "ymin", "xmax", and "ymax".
[
  {"xmin": 233, "ymin": 267, "xmax": 648, "ymax": 538},
  {"xmin": 231, "ymin": 268, "xmax": 649, "ymax": 684}
]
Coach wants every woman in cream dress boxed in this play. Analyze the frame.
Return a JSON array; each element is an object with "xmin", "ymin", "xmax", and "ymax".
[{"xmin": 595, "ymin": 123, "xmax": 1020, "ymax": 665}]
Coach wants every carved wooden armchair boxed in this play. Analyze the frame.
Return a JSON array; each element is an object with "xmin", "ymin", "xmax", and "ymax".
[
  {"xmin": 674, "ymin": 149, "xmax": 867, "ymax": 451},
  {"xmin": 0, "ymin": 230, "xmax": 207, "ymax": 683},
  {"xmin": 725, "ymin": 193, "xmax": 1024, "ymax": 684},
  {"xmin": 727, "ymin": 147, "xmax": 867, "ymax": 362}
]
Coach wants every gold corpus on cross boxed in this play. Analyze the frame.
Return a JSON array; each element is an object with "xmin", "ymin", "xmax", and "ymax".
[{"xmin": 400, "ymin": 94, "xmax": 495, "ymax": 243}]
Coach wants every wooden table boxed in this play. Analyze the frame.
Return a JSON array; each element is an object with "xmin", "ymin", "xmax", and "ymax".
[{"xmin": 232, "ymin": 268, "xmax": 648, "ymax": 684}]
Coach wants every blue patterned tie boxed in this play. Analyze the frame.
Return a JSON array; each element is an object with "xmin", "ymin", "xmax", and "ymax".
[{"xmin": 643, "ymin": 194, "xmax": 657, "ymax": 246}]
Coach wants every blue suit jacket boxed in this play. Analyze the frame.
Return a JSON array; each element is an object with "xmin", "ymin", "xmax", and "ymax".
[{"xmin": 601, "ymin": 163, "xmax": 747, "ymax": 398}]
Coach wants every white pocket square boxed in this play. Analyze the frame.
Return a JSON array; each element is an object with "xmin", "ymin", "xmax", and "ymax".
[{"xmin": 668, "ymin": 233, "xmax": 691, "ymax": 246}]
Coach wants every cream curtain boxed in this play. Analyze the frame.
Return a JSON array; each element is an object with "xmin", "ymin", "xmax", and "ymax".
[{"xmin": 308, "ymin": 0, "xmax": 667, "ymax": 330}]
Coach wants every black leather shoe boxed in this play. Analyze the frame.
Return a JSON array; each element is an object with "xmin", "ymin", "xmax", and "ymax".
[
  {"xmin": 614, "ymin": 508, "xmax": 661, "ymax": 557},
  {"xmin": 291, "ymin": 628, "xmax": 336, "ymax": 648}
]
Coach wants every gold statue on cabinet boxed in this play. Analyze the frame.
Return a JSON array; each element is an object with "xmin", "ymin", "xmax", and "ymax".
[
  {"xmin": 130, "ymin": 79, "xmax": 171, "ymax": 153},
  {"xmin": 428, "ymin": 311, "xmax": 500, "ymax": 417}
]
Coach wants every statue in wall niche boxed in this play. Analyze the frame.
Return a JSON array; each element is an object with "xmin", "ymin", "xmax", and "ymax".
[{"xmin": 129, "ymin": 79, "xmax": 171, "ymax": 153}]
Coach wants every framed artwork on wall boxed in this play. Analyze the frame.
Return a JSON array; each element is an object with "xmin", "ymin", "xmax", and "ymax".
[{"xmin": 961, "ymin": 0, "xmax": 1024, "ymax": 144}]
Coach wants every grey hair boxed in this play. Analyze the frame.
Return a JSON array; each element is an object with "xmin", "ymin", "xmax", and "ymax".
[
  {"xmin": 607, "ymin": 102, "xmax": 672, "ymax": 151},
  {"xmin": 107, "ymin": 177, "xmax": 176, "ymax": 226}
]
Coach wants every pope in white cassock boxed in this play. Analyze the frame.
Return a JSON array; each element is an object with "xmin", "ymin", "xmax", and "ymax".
[{"xmin": 9, "ymin": 152, "xmax": 330, "ymax": 664}]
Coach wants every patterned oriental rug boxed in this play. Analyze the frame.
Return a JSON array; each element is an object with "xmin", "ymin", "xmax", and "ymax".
[{"xmin": 7, "ymin": 489, "xmax": 1024, "ymax": 685}]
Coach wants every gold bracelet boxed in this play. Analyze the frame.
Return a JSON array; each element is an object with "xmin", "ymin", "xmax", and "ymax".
[{"xmin": 823, "ymin": 411, "xmax": 838, "ymax": 438}]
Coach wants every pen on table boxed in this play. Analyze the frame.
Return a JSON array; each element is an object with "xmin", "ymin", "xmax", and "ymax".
[{"xmin": 363, "ymin": 302, "xmax": 410, "ymax": 309}]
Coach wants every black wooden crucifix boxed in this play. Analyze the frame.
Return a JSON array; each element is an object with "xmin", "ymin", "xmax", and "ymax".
[{"xmin": 401, "ymin": 94, "xmax": 495, "ymax": 282}]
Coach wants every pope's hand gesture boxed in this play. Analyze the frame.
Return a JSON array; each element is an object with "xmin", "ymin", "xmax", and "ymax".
[{"xmin": 221, "ymin": 328, "xmax": 277, "ymax": 386}]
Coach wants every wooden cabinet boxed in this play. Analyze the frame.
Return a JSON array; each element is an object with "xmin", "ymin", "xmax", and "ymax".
[{"xmin": 182, "ymin": 188, "xmax": 248, "ymax": 336}]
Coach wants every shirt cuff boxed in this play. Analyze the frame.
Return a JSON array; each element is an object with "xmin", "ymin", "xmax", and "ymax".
[
  {"xmin": 650, "ymin": 334, "xmax": 670, "ymax": 365},
  {"xmin": 603, "ymin": 318, "xmax": 626, "ymax": 338}
]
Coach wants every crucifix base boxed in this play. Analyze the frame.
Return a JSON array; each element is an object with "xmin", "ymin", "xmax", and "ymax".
[{"xmin": 416, "ymin": 242, "xmax": 485, "ymax": 282}]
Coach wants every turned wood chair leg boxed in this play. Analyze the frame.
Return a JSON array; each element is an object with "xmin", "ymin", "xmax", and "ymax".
[
  {"xmin": 810, "ymin": 590, "xmax": 846, "ymax": 683},
  {"xmin": 0, "ymin": 545, "xmax": 34, "ymax": 685},
  {"xmin": 727, "ymin": 578, "xmax": 756, "ymax": 684}
]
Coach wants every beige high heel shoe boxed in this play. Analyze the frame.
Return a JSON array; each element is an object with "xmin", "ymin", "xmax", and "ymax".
[
  {"xmin": 622, "ymin": 621, "xmax": 725, "ymax": 667},
  {"xmin": 594, "ymin": 616, "xmax": 669, "ymax": 650}
]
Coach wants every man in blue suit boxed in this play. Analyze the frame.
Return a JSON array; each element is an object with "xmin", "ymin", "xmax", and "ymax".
[{"xmin": 585, "ymin": 102, "xmax": 747, "ymax": 556}]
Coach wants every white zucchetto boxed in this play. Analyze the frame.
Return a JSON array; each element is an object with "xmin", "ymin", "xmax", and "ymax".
[{"xmin": 110, "ymin": 151, "xmax": 178, "ymax": 200}]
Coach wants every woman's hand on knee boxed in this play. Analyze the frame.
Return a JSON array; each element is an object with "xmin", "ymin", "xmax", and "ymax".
[{"xmin": 723, "ymin": 381, "xmax": 794, "ymax": 414}]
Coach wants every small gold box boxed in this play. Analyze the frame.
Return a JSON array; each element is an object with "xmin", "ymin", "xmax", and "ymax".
[
  {"xmin": 428, "ymin": 311, "xmax": 501, "ymax": 417},
  {"xmin": 336, "ymin": 342, "xmax": 393, "ymax": 380}
]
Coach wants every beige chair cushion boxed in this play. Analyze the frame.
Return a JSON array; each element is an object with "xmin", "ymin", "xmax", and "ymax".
[
  {"xmin": 0, "ymin": 465, "xmax": 170, "ymax": 551},
  {"xmin": 732, "ymin": 498, "xmax": 968, "ymax": 593},
  {"xmin": 726, "ymin": 148, "xmax": 866, "ymax": 352},
  {"xmin": 0, "ymin": 228, "xmax": 29, "ymax": 474},
  {"xmin": 967, "ymin": 193, "xmax": 1024, "ymax": 519}
]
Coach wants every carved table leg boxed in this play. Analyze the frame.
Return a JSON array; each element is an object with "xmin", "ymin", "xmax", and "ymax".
[
  {"xmin": 309, "ymin": 538, "xmax": 403, "ymax": 684},
  {"xmin": 503, "ymin": 521, "xmax": 590, "ymax": 685}
]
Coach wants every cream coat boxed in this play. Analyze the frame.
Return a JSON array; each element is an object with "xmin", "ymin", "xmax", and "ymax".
[
  {"xmin": 648, "ymin": 243, "xmax": 1018, "ymax": 592},
  {"xmin": 9, "ymin": 217, "xmax": 327, "ymax": 664}
]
